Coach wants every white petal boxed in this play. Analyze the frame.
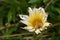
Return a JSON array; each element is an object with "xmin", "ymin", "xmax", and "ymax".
[
  {"xmin": 39, "ymin": 7, "xmax": 48, "ymax": 21},
  {"xmin": 23, "ymin": 26, "xmax": 33, "ymax": 30},
  {"xmin": 33, "ymin": 8, "xmax": 38, "ymax": 13},
  {"xmin": 28, "ymin": 29, "xmax": 35, "ymax": 32},
  {"xmin": 19, "ymin": 15, "xmax": 28, "ymax": 20},
  {"xmin": 43, "ymin": 14, "xmax": 48, "ymax": 21},
  {"xmin": 22, "ymin": 26, "xmax": 35, "ymax": 32},
  {"xmin": 35, "ymin": 29, "xmax": 41, "ymax": 34},
  {"xmin": 28, "ymin": 7, "xmax": 34, "ymax": 14},
  {"xmin": 40, "ymin": 28, "xmax": 43, "ymax": 31},
  {"xmin": 39, "ymin": 7, "xmax": 45, "ymax": 13},
  {"xmin": 20, "ymin": 20, "xmax": 28, "ymax": 25},
  {"xmin": 45, "ymin": 22, "xmax": 50, "ymax": 26},
  {"xmin": 39, "ymin": 27, "xmax": 47, "ymax": 31}
]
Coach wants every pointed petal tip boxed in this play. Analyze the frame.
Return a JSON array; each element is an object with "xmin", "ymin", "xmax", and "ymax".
[
  {"xmin": 46, "ymin": 22, "xmax": 51, "ymax": 26},
  {"xmin": 19, "ymin": 14, "xmax": 28, "ymax": 21},
  {"xmin": 20, "ymin": 27, "xmax": 25, "ymax": 29},
  {"xmin": 20, "ymin": 20, "xmax": 28, "ymax": 25},
  {"xmin": 39, "ymin": 7, "xmax": 45, "ymax": 13},
  {"xmin": 19, "ymin": 14, "xmax": 23, "ymax": 18},
  {"xmin": 28, "ymin": 29, "xmax": 35, "ymax": 32},
  {"xmin": 28, "ymin": 7, "xmax": 32, "ymax": 10},
  {"xmin": 35, "ymin": 29, "xmax": 41, "ymax": 34}
]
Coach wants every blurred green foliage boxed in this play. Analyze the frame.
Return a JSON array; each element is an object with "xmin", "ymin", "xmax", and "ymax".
[{"xmin": 0, "ymin": 0, "xmax": 60, "ymax": 40}]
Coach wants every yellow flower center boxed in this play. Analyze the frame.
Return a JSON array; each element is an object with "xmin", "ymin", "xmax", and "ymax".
[
  {"xmin": 27, "ymin": 13, "xmax": 46, "ymax": 29},
  {"xmin": 32, "ymin": 19, "xmax": 43, "ymax": 28}
]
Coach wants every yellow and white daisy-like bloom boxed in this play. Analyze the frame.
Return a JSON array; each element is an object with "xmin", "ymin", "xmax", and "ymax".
[{"xmin": 19, "ymin": 7, "xmax": 50, "ymax": 34}]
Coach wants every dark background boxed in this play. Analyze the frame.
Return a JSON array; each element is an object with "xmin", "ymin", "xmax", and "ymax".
[{"xmin": 0, "ymin": 0, "xmax": 60, "ymax": 40}]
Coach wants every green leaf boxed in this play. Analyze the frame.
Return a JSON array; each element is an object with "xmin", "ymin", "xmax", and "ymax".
[
  {"xmin": 0, "ymin": 0, "xmax": 18, "ymax": 6},
  {"xmin": 51, "ymin": 6, "xmax": 60, "ymax": 14},
  {"xmin": 28, "ymin": 0, "xmax": 39, "ymax": 3},
  {"xmin": 19, "ymin": 36, "xmax": 24, "ymax": 40},
  {"xmin": 0, "ymin": 17, "xmax": 3, "ymax": 25},
  {"xmin": 43, "ymin": 0, "xmax": 49, "ymax": 4},
  {"xmin": 0, "ymin": 26, "xmax": 4, "ymax": 30},
  {"xmin": 57, "ymin": 15, "xmax": 60, "ymax": 21},
  {"xmin": 7, "ymin": 7, "xmax": 17, "ymax": 23},
  {"xmin": 4, "ymin": 25, "xmax": 17, "ymax": 35},
  {"xmin": 55, "ymin": 8, "xmax": 60, "ymax": 14},
  {"xmin": 7, "ymin": 9, "xmax": 12, "ymax": 23}
]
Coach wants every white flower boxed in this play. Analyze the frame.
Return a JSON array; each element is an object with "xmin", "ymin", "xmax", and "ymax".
[{"xmin": 19, "ymin": 7, "xmax": 50, "ymax": 34}]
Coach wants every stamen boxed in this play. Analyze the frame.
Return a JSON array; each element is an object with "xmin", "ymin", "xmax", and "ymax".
[{"xmin": 35, "ymin": 23, "xmax": 43, "ymax": 29}]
